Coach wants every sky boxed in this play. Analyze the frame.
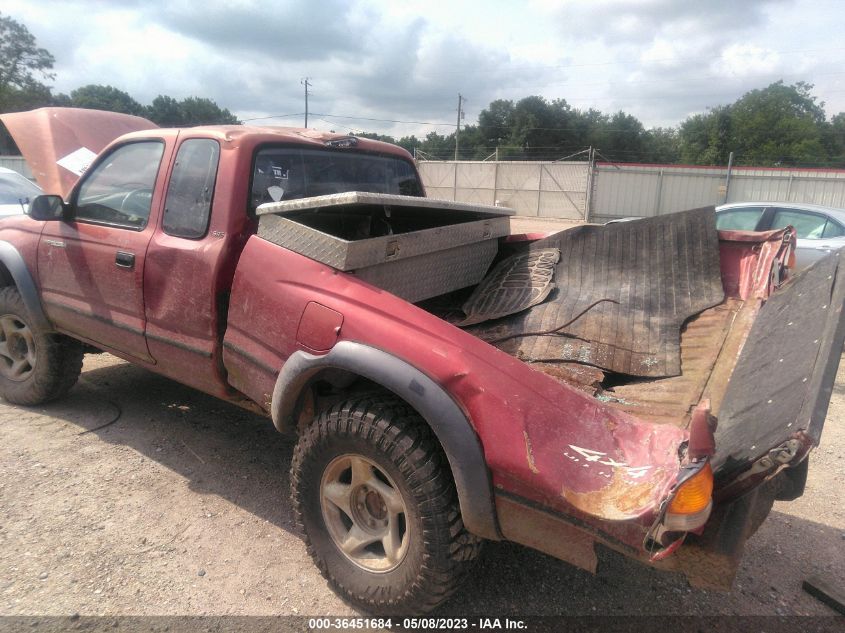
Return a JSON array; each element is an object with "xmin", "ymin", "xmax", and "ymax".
[{"xmin": 5, "ymin": 0, "xmax": 845, "ymax": 140}]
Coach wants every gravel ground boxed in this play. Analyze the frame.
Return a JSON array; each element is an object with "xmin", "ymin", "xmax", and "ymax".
[{"xmin": 0, "ymin": 349, "xmax": 843, "ymax": 620}]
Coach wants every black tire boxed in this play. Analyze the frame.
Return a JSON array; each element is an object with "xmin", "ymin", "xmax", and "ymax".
[
  {"xmin": 291, "ymin": 395, "xmax": 482, "ymax": 615},
  {"xmin": 0, "ymin": 286, "xmax": 84, "ymax": 405}
]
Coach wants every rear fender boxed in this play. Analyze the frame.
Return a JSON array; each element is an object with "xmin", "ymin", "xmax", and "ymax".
[{"xmin": 271, "ymin": 340, "xmax": 501, "ymax": 541}]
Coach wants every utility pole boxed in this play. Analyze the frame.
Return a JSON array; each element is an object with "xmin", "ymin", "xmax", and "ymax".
[
  {"xmin": 301, "ymin": 78, "xmax": 311, "ymax": 127},
  {"xmin": 455, "ymin": 93, "xmax": 464, "ymax": 161}
]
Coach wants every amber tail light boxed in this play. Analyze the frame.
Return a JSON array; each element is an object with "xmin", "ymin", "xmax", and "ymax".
[{"xmin": 664, "ymin": 461, "xmax": 714, "ymax": 531}]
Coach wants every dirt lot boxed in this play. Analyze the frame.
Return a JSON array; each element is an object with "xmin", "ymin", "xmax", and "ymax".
[{"xmin": 0, "ymin": 349, "xmax": 842, "ymax": 620}]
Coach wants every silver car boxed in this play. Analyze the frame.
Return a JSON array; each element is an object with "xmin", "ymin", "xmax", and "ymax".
[
  {"xmin": 716, "ymin": 201, "xmax": 845, "ymax": 270},
  {"xmin": 0, "ymin": 167, "xmax": 42, "ymax": 217}
]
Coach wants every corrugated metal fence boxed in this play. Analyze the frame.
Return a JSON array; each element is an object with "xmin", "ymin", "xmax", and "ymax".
[
  {"xmin": 590, "ymin": 163, "xmax": 845, "ymax": 223},
  {"xmin": 0, "ymin": 156, "xmax": 32, "ymax": 178},
  {"xmin": 418, "ymin": 160, "xmax": 590, "ymax": 220},
  {"xmin": 419, "ymin": 159, "xmax": 845, "ymax": 223}
]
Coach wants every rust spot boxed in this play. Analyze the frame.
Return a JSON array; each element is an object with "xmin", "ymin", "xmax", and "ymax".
[
  {"xmin": 529, "ymin": 361, "xmax": 604, "ymax": 395},
  {"xmin": 523, "ymin": 431, "xmax": 540, "ymax": 474},
  {"xmin": 561, "ymin": 468, "xmax": 662, "ymax": 520}
]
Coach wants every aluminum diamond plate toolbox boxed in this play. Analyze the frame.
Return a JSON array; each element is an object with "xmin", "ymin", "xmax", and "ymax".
[
  {"xmin": 256, "ymin": 192, "xmax": 511, "ymax": 302},
  {"xmin": 256, "ymin": 191, "xmax": 515, "ymax": 218}
]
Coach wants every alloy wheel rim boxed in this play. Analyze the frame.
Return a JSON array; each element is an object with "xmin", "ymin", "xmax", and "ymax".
[
  {"xmin": 0, "ymin": 314, "xmax": 36, "ymax": 382},
  {"xmin": 320, "ymin": 454, "xmax": 409, "ymax": 573}
]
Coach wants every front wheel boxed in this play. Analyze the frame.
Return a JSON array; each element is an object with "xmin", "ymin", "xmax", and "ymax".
[
  {"xmin": 291, "ymin": 395, "xmax": 482, "ymax": 614},
  {"xmin": 0, "ymin": 287, "xmax": 84, "ymax": 405}
]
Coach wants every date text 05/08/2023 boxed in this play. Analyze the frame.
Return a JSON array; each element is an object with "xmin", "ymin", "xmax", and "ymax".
[{"xmin": 308, "ymin": 617, "xmax": 528, "ymax": 630}]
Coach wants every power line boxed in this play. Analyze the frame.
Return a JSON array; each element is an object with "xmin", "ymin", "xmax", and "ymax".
[
  {"xmin": 310, "ymin": 112, "xmax": 456, "ymax": 127},
  {"xmin": 241, "ymin": 112, "xmax": 304, "ymax": 122}
]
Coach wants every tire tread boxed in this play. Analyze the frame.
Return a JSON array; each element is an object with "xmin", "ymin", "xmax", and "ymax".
[{"xmin": 290, "ymin": 394, "xmax": 482, "ymax": 614}]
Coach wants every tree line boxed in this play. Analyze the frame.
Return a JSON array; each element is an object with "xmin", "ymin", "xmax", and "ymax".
[
  {"xmin": 3, "ymin": 11, "xmax": 845, "ymax": 168},
  {"xmin": 367, "ymin": 82, "xmax": 845, "ymax": 168}
]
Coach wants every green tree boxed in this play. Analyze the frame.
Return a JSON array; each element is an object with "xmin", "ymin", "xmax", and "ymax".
[
  {"xmin": 643, "ymin": 127, "xmax": 680, "ymax": 164},
  {"xmin": 596, "ymin": 111, "xmax": 648, "ymax": 161},
  {"xmin": 176, "ymin": 96, "xmax": 238, "ymax": 125},
  {"xmin": 395, "ymin": 135, "xmax": 422, "ymax": 155},
  {"xmin": 729, "ymin": 81, "xmax": 825, "ymax": 165},
  {"xmin": 679, "ymin": 82, "xmax": 828, "ymax": 166},
  {"xmin": 822, "ymin": 112, "xmax": 845, "ymax": 166},
  {"xmin": 477, "ymin": 99, "xmax": 515, "ymax": 154},
  {"xmin": 353, "ymin": 131, "xmax": 396, "ymax": 143},
  {"xmin": 69, "ymin": 84, "xmax": 145, "ymax": 116},
  {"xmin": 0, "ymin": 12, "xmax": 57, "ymax": 152},
  {"xmin": 145, "ymin": 95, "xmax": 184, "ymax": 126},
  {"xmin": 0, "ymin": 12, "xmax": 55, "ymax": 111},
  {"xmin": 507, "ymin": 96, "xmax": 570, "ymax": 159}
]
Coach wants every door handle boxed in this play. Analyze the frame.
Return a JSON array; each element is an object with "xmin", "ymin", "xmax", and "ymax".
[{"xmin": 115, "ymin": 251, "xmax": 135, "ymax": 269}]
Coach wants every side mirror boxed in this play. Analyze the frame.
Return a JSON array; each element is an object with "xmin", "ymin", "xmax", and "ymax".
[{"xmin": 29, "ymin": 195, "xmax": 66, "ymax": 221}]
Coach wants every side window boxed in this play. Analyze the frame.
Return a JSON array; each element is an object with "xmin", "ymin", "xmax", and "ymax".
[
  {"xmin": 75, "ymin": 141, "xmax": 164, "ymax": 230},
  {"xmin": 715, "ymin": 207, "xmax": 765, "ymax": 231},
  {"xmin": 771, "ymin": 209, "xmax": 827, "ymax": 239},
  {"xmin": 822, "ymin": 220, "xmax": 845, "ymax": 239},
  {"xmin": 163, "ymin": 139, "xmax": 220, "ymax": 239}
]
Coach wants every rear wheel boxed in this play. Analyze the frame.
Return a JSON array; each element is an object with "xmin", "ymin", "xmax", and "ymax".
[
  {"xmin": 0, "ymin": 287, "xmax": 84, "ymax": 405},
  {"xmin": 291, "ymin": 395, "xmax": 482, "ymax": 614}
]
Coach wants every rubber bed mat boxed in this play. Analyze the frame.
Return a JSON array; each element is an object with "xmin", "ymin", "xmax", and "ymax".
[
  {"xmin": 458, "ymin": 248, "xmax": 560, "ymax": 326},
  {"xmin": 468, "ymin": 207, "xmax": 725, "ymax": 377}
]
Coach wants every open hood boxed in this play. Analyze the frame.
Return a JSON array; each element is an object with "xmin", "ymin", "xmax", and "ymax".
[{"xmin": 0, "ymin": 107, "xmax": 157, "ymax": 198}]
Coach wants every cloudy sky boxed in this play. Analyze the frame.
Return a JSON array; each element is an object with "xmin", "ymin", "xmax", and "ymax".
[{"xmin": 5, "ymin": 0, "xmax": 845, "ymax": 139}]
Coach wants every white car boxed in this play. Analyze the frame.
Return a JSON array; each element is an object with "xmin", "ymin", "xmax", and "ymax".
[
  {"xmin": 0, "ymin": 166, "xmax": 42, "ymax": 216},
  {"xmin": 716, "ymin": 201, "xmax": 845, "ymax": 270}
]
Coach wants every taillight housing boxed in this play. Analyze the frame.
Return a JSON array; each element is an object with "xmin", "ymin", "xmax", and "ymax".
[{"xmin": 663, "ymin": 461, "xmax": 714, "ymax": 531}]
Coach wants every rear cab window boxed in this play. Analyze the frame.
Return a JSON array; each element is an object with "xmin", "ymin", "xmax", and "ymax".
[
  {"xmin": 163, "ymin": 139, "xmax": 220, "ymax": 239},
  {"xmin": 249, "ymin": 147, "xmax": 423, "ymax": 213}
]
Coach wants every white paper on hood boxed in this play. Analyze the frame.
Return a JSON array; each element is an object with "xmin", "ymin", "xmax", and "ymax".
[{"xmin": 56, "ymin": 147, "xmax": 98, "ymax": 177}]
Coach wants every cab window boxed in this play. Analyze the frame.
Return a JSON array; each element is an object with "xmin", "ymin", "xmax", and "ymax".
[
  {"xmin": 163, "ymin": 139, "xmax": 220, "ymax": 239},
  {"xmin": 250, "ymin": 147, "xmax": 423, "ymax": 212},
  {"xmin": 75, "ymin": 141, "xmax": 164, "ymax": 230}
]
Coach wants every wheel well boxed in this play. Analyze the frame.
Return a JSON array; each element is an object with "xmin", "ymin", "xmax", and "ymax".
[
  {"xmin": 287, "ymin": 365, "xmax": 501, "ymax": 541},
  {"xmin": 0, "ymin": 262, "xmax": 14, "ymax": 287},
  {"xmin": 272, "ymin": 342, "xmax": 501, "ymax": 541},
  {"xmin": 292, "ymin": 368, "xmax": 405, "ymax": 432}
]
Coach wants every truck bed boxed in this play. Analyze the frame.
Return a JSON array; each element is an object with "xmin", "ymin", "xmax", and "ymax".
[
  {"xmin": 598, "ymin": 299, "xmax": 747, "ymax": 427},
  {"xmin": 256, "ymin": 192, "xmax": 512, "ymax": 303}
]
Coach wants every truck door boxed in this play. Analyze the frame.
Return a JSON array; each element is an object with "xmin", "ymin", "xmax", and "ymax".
[
  {"xmin": 143, "ymin": 138, "xmax": 230, "ymax": 397},
  {"xmin": 37, "ymin": 140, "xmax": 169, "ymax": 361}
]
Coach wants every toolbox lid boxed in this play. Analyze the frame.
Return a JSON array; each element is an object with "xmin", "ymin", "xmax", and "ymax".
[{"xmin": 256, "ymin": 191, "xmax": 514, "ymax": 217}]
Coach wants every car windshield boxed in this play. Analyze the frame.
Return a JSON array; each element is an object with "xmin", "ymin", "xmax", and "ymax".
[
  {"xmin": 250, "ymin": 147, "xmax": 423, "ymax": 211},
  {"xmin": 0, "ymin": 172, "xmax": 41, "ymax": 205}
]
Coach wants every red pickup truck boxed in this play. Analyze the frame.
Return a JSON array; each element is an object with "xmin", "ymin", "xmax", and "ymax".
[{"xmin": 1, "ymin": 107, "xmax": 843, "ymax": 615}]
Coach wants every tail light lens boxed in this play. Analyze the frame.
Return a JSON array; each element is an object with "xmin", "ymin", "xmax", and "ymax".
[{"xmin": 664, "ymin": 461, "xmax": 714, "ymax": 530}]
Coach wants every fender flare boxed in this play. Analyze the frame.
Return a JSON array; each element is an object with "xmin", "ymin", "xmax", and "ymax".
[
  {"xmin": 0, "ymin": 240, "xmax": 52, "ymax": 332},
  {"xmin": 271, "ymin": 340, "xmax": 501, "ymax": 541}
]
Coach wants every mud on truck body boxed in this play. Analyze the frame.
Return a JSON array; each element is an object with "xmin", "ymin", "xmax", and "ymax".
[{"xmin": 0, "ymin": 107, "xmax": 843, "ymax": 615}]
